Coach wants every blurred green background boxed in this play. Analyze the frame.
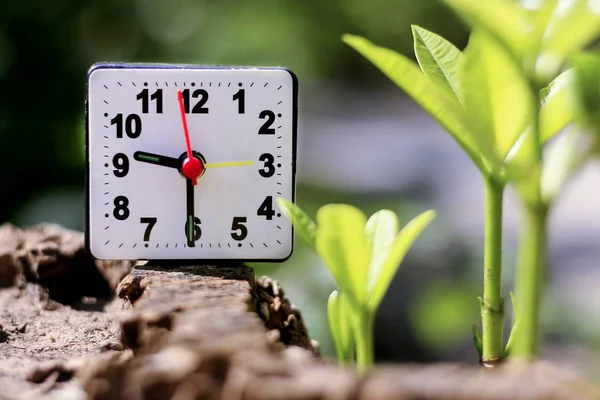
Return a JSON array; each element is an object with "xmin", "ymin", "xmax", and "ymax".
[{"xmin": 3, "ymin": 0, "xmax": 600, "ymax": 374}]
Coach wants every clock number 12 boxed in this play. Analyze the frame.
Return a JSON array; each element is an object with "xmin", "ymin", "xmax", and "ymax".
[{"xmin": 182, "ymin": 89, "xmax": 209, "ymax": 114}]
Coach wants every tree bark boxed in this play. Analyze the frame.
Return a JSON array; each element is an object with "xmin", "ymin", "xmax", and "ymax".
[{"xmin": 0, "ymin": 223, "xmax": 599, "ymax": 400}]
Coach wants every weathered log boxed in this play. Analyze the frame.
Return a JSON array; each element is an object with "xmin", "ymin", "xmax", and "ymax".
[{"xmin": 1, "ymin": 224, "xmax": 600, "ymax": 400}]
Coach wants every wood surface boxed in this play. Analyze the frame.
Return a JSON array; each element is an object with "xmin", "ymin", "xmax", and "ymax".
[{"xmin": 0, "ymin": 223, "xmax": 599, "ymax": 400}]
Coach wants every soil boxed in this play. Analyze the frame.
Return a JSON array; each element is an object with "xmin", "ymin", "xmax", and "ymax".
[{"xmin": 1, "ymin": 223, "xmax": 599, "ymax": 400}]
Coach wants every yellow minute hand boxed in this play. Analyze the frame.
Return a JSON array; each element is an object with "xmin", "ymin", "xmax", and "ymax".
[{"xmin": 203, "ymin": 160, "xmax": 254, "ymax": 169}]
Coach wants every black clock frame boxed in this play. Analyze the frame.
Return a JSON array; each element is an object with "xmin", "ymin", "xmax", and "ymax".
[{"xmin": 84, "ymin": 63, "xmax": 298, "ymax": 263}]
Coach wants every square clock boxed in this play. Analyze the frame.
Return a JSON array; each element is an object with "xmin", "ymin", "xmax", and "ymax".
[{"xmin": 85, "ymin": 63, "xmax": 297, "ymax": 261}]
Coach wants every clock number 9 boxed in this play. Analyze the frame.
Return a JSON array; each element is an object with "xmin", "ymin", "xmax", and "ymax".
[
  {"xmin": 182, "ymin": 89, "xmax": 209, "ymax": 114},
  {"xmin": 111, "ymin": 114, "xmax": 142, "ymax": 139},
  {"xmin": 184, "ymin": 217, "xmax": 202, "ymax": 241},
  {"xmin": 258, "ymin": 153, "xmax": 275, "ymax": 178},
  {"xmin": 112, "ymin": 153, "xmax": 129, "ymax": 178},
  {"xmin": 258, "ymin": 110, "xmax": 275, "ymax": 135},
  {"xmin": 113, "ymin": 196, "xmax": 130, "ymax": 221},
  {"xmin": 231, "ymin": 217, "xmax": 248, "ymax": 241}
]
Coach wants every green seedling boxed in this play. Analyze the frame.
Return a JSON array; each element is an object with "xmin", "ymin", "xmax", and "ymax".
[
  {"xmin": 277, "ymin": 198, "xmax": 435, "ymax": 371},
  {"xmin": 342, "ymin": 0, "xmax": 600, "ymax": 362}
]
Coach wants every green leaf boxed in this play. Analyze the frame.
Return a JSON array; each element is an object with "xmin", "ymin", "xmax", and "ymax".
[
  {"xmin": 316, "ymin": 204, "xmax": 371, "ymax": 304},
  {"xmin": 367, "ymin": 209, "xmax": 436, "ymax": 311},
  {"xmin": 411, "ymin": 25, "xmax": 464, "ymax": 101},
  {"xmin": 276, "ymin": 198, "xmax": 317, "ymax": 249},
  {"xmin": 540, "ymin": 69, "xmax": 576, "ymax": 142},
  {"xmin": 504, "ymin": 292, "xmax": 519, "ymax": 356},
  {"xmin": 506, "ymin": 68, "xmax": 576, "ymax": 173},
  {"xmin": 472, "ymin": 324, "xmax": 483, "ymax": 361},
  {"xmin": 342, "ymin": 34, "xmax": 491, "ymax": 175},
  {"xmin": 441, "ymin": 0, "xmax": 526, "ymax": 59},
  {"xmin": 539, "ymin": 0, "xmax": 600, "ymax": 80},
  {"xmin": 364, "ymin": 210, "xmax": 399, "ymax": 293},
  {"xmin": 327, "ymin": 290, "xmax": 355, "ymax": 365},
  {"xmin": 541, "ymin": 127, "xmax": 591, "ymax": 204},
  {"xmin": 460, "ymin": 31, "xmax": 533, "ymax": 160},
  {"xmin": 572, "ymin": 52, "xmax": 600, "ymax": 140}
]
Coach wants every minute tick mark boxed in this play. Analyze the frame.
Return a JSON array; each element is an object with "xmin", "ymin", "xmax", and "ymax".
[
  {"xmin": 264, "ymin": 83, "xmax": 268, "ymax": 87},
  {"xmin": 103, "ymin": 85, "xmax": 108, "ymax": 89},
  {"xmin": 250, "ymin": 82, "xmax": 254, "ymax": 87},
  {"xmin": 104, "ymin": 100, "xmax": 108, "ymax": 104},
  {"xmin": 263, "ymin": 243, "xmax": 268, "ymax": 247},
  {"xmin": 277, "ymin": 85, "xmax": 282, "ymax": 90},
  {"xmin": 119, "ymin": 243, "xmax": 123, "ymax": 248},
  {"xmin": 132, "ymin": 82, "xmax": 136, "ymax": 87},
  {"xmin": 105, "ymin": 240, "xmax": 110, "ymax": 245},
  {"xmin": 277, "ymin": 101, "xmax": 282, "ymax": 105},
  {"xmin": 117, "ymin": 82, "xmax": 122, "ymax": 86}
]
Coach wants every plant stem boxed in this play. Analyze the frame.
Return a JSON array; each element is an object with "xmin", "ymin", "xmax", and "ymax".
[
  {"xmin": 512, "ymin": 204, "xmax": 547, "ymax": 358},
  {"xmin": 511, "ymin": 82, "xmax": 547, "ymax": 358},
  {"xmin": 481, "ymin": 177, "xmax": 505, "ymax": 364},
  {"xmin": 354, "ymin": 309, "xmax": 374, "ymax": 373}
]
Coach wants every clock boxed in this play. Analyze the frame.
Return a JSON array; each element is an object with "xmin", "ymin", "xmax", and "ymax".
[{"xmin": 85, "ymin": 63, "xmax": 297, "ymax": 261}]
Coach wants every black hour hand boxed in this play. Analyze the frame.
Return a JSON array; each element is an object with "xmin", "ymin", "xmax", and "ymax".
[{"xmin": 134, "ymin": 151, "xmax": 180, "ymax": 169}]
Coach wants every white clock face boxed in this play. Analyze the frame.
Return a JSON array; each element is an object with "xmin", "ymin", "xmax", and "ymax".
[{"xmin": 86, "ymin": 64, "xmax": 297, "ymax": 261}]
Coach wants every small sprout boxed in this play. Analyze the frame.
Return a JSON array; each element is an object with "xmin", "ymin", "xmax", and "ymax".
[{"xmin": 278, "ymin": 198, "xmax": 435, "ymax": 371}]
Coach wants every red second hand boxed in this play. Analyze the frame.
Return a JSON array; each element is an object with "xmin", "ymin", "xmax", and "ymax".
[{"xmin": 177, "ymin": 90, "xmax": 203, "ymax": 185}]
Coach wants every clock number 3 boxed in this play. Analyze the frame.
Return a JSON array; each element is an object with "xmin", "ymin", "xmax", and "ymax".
[{"xmin": 258, "ymin": 153, "xmax": 275, "ymax": 178}]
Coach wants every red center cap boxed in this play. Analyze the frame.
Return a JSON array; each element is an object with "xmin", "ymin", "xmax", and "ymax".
[{"xmin": 182, "ymin": 157, "xmax": 204, "ymax": 184}]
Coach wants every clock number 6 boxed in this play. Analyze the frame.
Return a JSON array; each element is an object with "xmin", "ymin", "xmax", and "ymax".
[
  {"xmin": 258, "ymin": 153, "xmax": 275, "ymax": 178},
  {"xmin": 184, "ymin": 217, "xmax": 202, "ymax": 241},
  {"xmin": 231, "ymin": 217, "xmax": 248, "ymax": 241}
]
